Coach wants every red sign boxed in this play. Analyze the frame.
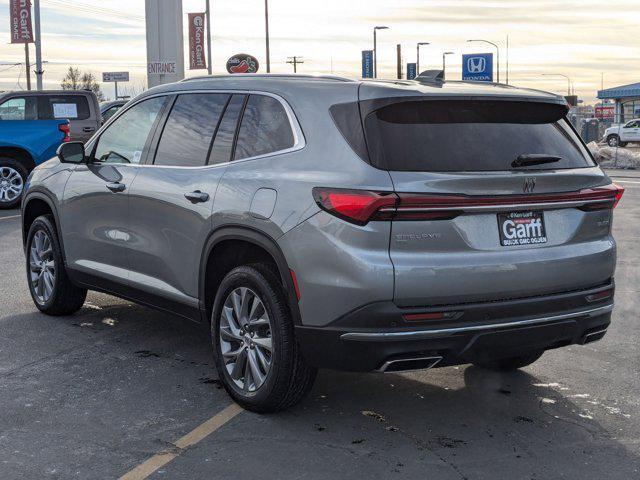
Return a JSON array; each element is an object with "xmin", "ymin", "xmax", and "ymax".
[
  {"xmin": 10, "ymin": 0, "xmax": 34, "ymax": 44},
  {"xmin": 188, "ymin": 12, "xmax": 207, "ymax": 70},
  {"xmin": 595, "ymin": 105, "xmax": 614, "ymax": 120}
]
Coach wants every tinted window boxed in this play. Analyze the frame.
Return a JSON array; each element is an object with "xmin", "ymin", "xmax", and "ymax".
[
  {"xmin": 234, "ymin": 95, "xmax": 294, "ymax": 160},
  {"xmin": 0, "ymin": 97, "xmax": 37, "ymax": 120},
  {"xmin": 40, "ymin": 95, "xmax": 90, "ymax": 120},
  {"xmin": 102, "ymin": 105, "xmax": 122, "ymax": 123},
  {"xmin": 209, "ymin": 94, "xmax": 244, "ymax": 165},
  {"xmin": 364, "ymin": 100, "xmax": 594, "ymax": 172},
  {"xmin": 93, "ymin": 96, "xmax": 166, "ymax": 164},
  {"xmin": 154, "ymin": 94, "xmax": 228, "ymax": 167}
]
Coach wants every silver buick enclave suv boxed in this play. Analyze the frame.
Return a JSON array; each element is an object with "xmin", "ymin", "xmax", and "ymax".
[{"xmin": 21, "ymin": 74, "xmax": 623, "ymax": 412}]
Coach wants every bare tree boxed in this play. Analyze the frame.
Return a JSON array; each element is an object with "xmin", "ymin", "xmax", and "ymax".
[{"xmin": 61, "ymin": 66, "xmax": 105, "ymax": 101}]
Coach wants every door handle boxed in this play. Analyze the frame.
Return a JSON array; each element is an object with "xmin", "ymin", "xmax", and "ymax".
[
  {"xmin": 83, "ymin": 127, "xmax": 96, "ymax": 132},
  {"xmin": 184, "ymin": 190, "xmax": 209, "ymax": 203},
  {"xmin": 106, "ymin": 182, "xmax": 126, "ymax": 193}
]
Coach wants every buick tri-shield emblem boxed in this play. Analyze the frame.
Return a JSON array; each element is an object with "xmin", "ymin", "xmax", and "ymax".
[{"xmin": 523, "ymin": 177, "xmax": 536, "ymax": 193}]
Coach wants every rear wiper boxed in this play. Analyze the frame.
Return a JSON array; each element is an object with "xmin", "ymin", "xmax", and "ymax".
[{"xmin": 512, "ymin": 154, "xmax": 562, "ymax": 168}]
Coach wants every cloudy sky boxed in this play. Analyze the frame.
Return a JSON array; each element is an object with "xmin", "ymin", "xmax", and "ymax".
[{"xmin": 1, "ymin": 0, "xmax": 638, "ymax": 102}]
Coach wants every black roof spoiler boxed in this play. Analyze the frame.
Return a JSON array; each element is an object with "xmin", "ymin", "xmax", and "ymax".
[{"xmin": 415, "ymin": 70, "xmax": 444, "ymax": 84}]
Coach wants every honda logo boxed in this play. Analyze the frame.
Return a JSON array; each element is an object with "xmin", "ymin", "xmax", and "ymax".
[
  {"xmin": 467, "ymin": 57, "xmax": 486, "ymax": 73},
  {"xmin": 523, "ymin": 177, "xmax": 536, "ymax": 194}
]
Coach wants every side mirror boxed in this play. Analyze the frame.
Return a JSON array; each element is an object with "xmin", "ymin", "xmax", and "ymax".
[{"xmin": 57, "ymin": 141, "xmax": 86, "ymax": 164}]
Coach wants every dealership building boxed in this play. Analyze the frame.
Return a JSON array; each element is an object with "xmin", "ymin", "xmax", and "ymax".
[{"xmin": 597, "ymin": 82, "xmax": 640, "ymax": 124}]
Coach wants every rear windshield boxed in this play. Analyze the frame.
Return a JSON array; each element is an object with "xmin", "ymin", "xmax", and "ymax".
[{"xmin": 363, "ymin": 100, "xmax": 594, "ymax": 172}]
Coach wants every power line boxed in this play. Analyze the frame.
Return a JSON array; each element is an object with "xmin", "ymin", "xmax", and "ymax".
[{"xmin": 46, "ymin": 0, "xmax": 145, "ymax": 22}]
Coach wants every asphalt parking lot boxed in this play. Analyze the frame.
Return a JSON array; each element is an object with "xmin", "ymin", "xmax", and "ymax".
[{"xmin": 1, "ymin": 171, "xmax": 639, "ymax": 480}]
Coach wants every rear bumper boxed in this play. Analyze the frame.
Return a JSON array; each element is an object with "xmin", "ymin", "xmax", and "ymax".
[{"xmin": 296, "ymin": 282, "xmax": 614, "ymax": 372}]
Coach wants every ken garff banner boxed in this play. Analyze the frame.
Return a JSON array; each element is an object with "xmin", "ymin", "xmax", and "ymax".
[
  {"xmin": 10, "ymin": 0, "xmax": 34, "ymax": 44},
  {"xmin": 188, "ymin": 12, "xmax": 207, "ymax": 70}
]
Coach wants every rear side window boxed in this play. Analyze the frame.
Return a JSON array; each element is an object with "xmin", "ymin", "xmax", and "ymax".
[
  {"xmin": 209, "ymin": 94, "xmax": 245, "ymax": 165},
  {"xmin": 364, "ymin": 100, "xmax": 594, "ymax": 172},
  {"xmin": 0, "ymin": 97, "xmax": 37, "ymax": 120},
  {"xmin": 39, "ymin": 95, "xmax": 90, "ymax": 120},
  {"xmin": 154, "ymin": 93, "xmax": 229, "ymax": 167},
  {"xmin": 234, "ymin": 95, "xmax": 294, "ymax": 160}
]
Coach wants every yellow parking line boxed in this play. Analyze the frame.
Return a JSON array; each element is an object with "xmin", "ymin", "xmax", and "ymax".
[{"xmin": 119, "ymin": 403, "xmax": 244, "ymax": 480}]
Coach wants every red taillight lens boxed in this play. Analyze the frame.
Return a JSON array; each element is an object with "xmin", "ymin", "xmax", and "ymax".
[
  {"xmin": 58, "ymin": 123, "xmax": 70, "ymax": 142},
  {"xmin": 312, "ymin": 188, "xmax": 397, "ymax": 225},
  {"xmin": 313, "ymin": 183, "xmax": 625, "ymax": 225}
]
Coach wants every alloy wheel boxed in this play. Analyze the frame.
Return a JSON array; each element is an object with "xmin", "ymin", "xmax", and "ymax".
[
  {"xmin": 0, "ymin": 166, "xmax": 24, "ymax": 203},
  {"xmin": 29, "ymin": 230, "xmax": 56, "ymax": 304},
  {"xmin": 219, "ymin": 287, "xmax": 273, "ymax": 392}
]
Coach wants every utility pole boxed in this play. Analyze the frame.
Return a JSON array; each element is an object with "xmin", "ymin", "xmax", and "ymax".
[
  {"xmin": 264, "ymin": 0, "xmax": 271, "ymax": 72},
  {"xmin": 24, "ymin": 44, "xmax": 31, "ymax": 91},
  {"xmin": 396, "ymin": 44, "xmax": 402, "ymax": 79},
  {"xmin": 34, "ymin": 0, "xmax": 43, "ymax": 90},
  {"xmin": 506, "ymin": 35, "xmax": 509, "ymax": 85},
  {"xmin": 286, "ymin": 56, "xmax": 304, "ymax": 73},
  {"xmin": 205, "ymin": 0, "xmax": 212, "ymax": 74}
]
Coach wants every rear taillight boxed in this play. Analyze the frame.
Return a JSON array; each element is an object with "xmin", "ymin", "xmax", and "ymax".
[
  {"xmin": 59, "ymin": 123, "xmax": 70, "ymax": 142},
  {"xmin": 313, "ymin": 184, "xmax": 625, "ymax": 226},
  {"xmin": 312, "ymin": 188, "xmax": 396, "ymax": 225}
]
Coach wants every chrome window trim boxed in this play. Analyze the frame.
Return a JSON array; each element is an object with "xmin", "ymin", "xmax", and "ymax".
[{"xmin": 87, "ymin": 89, "xmax": 306, "ymax": 169}]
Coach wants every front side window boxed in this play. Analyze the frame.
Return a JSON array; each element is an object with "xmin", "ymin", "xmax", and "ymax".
[
  {"xmin": 40, "ymin": 95, "xmax": 90, "ymax": 120},
  {"xmin": 624, "ymin": 121, "xmax": 638, "ymax": 128},
  {"xmin": 93, "ymin": 96, "xmax": 166, "ymax": 164},
  {"xmin": 234, "ymin": 95, "xmax": 294, "ymax": 160},
  {"xmin": 0, "ymin": 97, "xmax": 37, "ymax": 120},
  {"xmin": 154, "ymin": 93, "xmax": 229, "ymax": 167}
]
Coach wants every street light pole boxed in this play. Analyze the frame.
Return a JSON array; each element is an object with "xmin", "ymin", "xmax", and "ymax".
[
  {"xmin": 467, "ymin": 39, "xmax": 500, "ymax": 83},
  {"xmin": 205, "ymin": 0, "xmax": 212, "ymax": 75},
  {"xmin": 34, "ymin": 0, "xmax": 43, "ymax": 90},
  {"xmin": 542, "ymin": 73, "xmax": 572, "ymax": 96},
  {"xmin": 264, "ymin": 0, "xmax": 270, "ymax": 73},
  {"xmin": 373, "ymin": 26, "xmax": 389, "ymax": 78},
  {"xmin": 442, "ymin": 51, "xmax": 454, "ymax": 80},
  {"xmin": 416, "ymin": 42, "xmax": 429, "ymax": 74}
]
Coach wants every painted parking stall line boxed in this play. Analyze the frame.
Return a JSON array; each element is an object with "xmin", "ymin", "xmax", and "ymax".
[
  {"xmin": 0, "ymin": 214, "xmax": 20, "ymax": 221},
  {"xmin": 119, "ymin": 403, "xmax": 243, "ymax": 480}
]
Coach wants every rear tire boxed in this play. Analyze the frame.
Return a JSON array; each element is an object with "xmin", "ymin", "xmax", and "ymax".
[
  {"xmin": 473, "ymin": 350, "xmax": 543, "ymax": 372},
  {"xmin": 212, "ymin": 264, "xmax": 317, "ymax": 413},
  {"xmin": 0, "ymin": 157, "xmax": 28, "ymax": 210},
  {"xmin": 26, "ymin": 215, "xmax": 87, "ymax": 315}
]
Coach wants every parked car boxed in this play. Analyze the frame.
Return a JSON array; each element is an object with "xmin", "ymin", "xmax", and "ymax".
[
  {"xmin": 603, "ymin": 118, "xmax": 640, "ymax": 147},
  {"xmin": 0, "ymin": 90, "xmax": 100, "ymax": 209},
  {"xmin": 99, "ymin": 99, "xmax": 128, "ymax": 124},
  {"xmin": 21, "ymin": 75, "xmax": 623, "ymax": 412}
]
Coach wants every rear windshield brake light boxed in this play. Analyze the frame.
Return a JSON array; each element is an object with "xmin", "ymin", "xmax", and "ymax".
[{"xmin": 312, "ymin": 184, "xmax": 624, "ymax": 225}]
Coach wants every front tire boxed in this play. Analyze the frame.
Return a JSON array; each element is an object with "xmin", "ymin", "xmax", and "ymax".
[
  {"xmin": 212, "ymin": 264, "xmax": 317, "ymax": 413},
  {"xmin": 26, "ymin": 215, "xmax": 87, "ymax": 315},
  {"xmin": 607, "ymin": 135, "xmax": 620, "ymax": 147},
  {"xmin": 0, "ymin": 158, "xmax": 28, "ymax": 210},
  {"xmin": 473, "ymin": 350, "xmax": 543, "ymax": 372}
]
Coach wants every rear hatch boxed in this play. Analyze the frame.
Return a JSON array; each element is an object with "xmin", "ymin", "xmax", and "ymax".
[{"xmin": 360, "ymin": 93, "xmax": 621, "ymax": 307}]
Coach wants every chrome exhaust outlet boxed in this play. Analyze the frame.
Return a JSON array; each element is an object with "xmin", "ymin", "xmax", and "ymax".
[
  {"xmin": 583, "ymin": 328, "xmax": 608, "ymax": 344},
  {"xmin": 377, "ymin": 356, "xmax": 443, "ymax": 373}
]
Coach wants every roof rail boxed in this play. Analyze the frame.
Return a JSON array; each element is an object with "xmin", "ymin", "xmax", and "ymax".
[{"xmin": 180, "ymin": 73, "xmax": 353, "ymax": 83}]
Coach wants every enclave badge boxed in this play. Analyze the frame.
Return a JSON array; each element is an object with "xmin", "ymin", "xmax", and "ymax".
[{"xmin": 523, "ymin": 177, "xmax": 536, "ymax": 193}]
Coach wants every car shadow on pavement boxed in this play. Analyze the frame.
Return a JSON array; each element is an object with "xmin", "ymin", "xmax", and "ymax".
[{"xmin": 2, "ymin": 298, "xmax": 638, "ymax": 479}]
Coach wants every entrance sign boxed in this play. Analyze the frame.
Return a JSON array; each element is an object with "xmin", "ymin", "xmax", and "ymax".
[
  {"xmin": 148, "ymin": 62, "xmax": 177, "ymax": 75},
  {"xmin": 462, "ymin": 53, "xmax": 493, "ymax": 82},
  {"xmin": 188, "ymin": 12, "xmax": 207, "ymax": 70}
]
